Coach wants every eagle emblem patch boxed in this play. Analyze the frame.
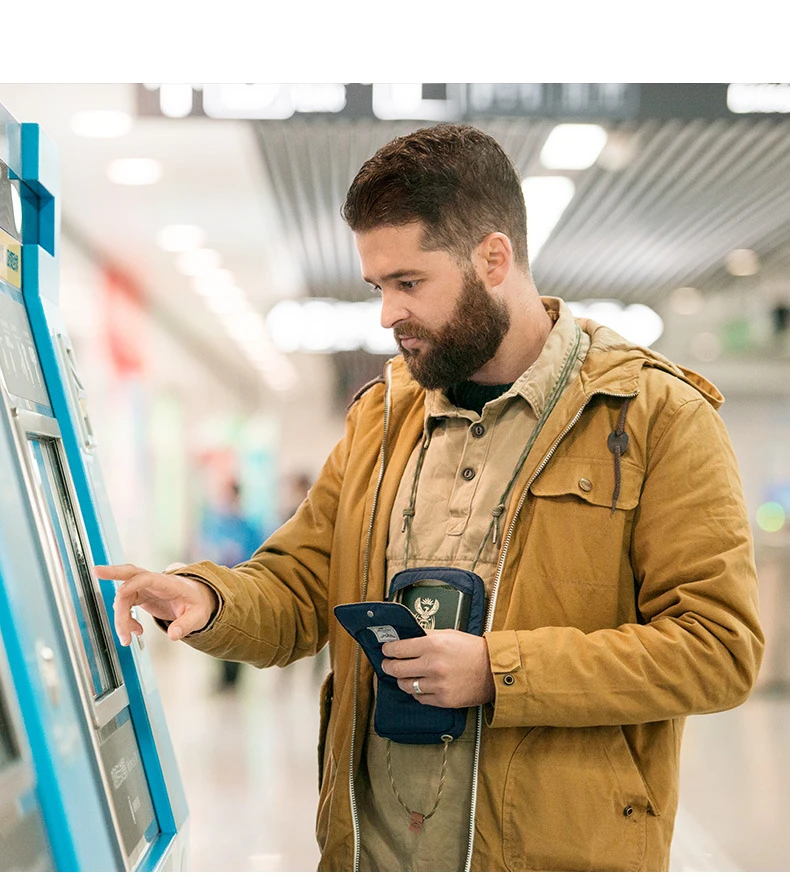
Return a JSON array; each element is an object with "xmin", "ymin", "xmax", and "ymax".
[{"xmin": 412, "ymin": 597, "xmax": 440, "ymax": 631}]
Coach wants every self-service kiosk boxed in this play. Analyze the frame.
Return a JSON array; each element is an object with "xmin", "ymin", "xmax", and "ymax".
[{"xmin": 0, "ymin": 102, "xmax": 189, "ymax": 870}]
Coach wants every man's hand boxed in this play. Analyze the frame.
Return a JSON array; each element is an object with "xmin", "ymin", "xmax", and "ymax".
[
  {"xmin": 94, "ymin": 564, "xmax": 218, "ymax": 646},
  {"xmin": 380, "ymin": 630, "xmax": 495, "ymax": 708}
]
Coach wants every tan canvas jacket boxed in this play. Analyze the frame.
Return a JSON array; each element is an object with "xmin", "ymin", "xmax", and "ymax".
[{"xmin": 175, "ymin": 313, "xmax": 764, "ymax": 872}]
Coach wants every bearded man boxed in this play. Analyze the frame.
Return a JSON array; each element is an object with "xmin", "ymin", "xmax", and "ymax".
[{"xmin": 98, "ymin": 124, "xmax": 763, "ymax": 872}]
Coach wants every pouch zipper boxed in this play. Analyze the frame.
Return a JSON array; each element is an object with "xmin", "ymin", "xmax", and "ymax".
[
  {"xmin": 350, "ymin": 361, "xmax": 393, "ymax": 872},
  {"xmin": 463, "ymin": 388, "xmax": 637, "ymax": 872}
]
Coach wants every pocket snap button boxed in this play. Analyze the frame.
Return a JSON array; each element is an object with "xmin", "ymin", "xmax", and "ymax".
[
  {"xmin": 503, "ymin": 674, "xmax": 515, "ymax": 686},
  {"xmin": 623, "ymin": 805, "xmax": 634, "ymax": 817},
  {"xmin": 578, "ymin": 477, "xmax": 593, "ymax": 492}
]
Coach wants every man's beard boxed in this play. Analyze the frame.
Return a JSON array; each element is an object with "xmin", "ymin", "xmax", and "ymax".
[{"xmin": 395, "ymin": 269, "xmax": 511, "ymax": 390}]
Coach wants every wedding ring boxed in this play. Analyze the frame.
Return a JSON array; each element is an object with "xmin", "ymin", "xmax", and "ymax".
[{"xmin": 413, "ymin": 678, "xmax": 423, "ymax": 695}]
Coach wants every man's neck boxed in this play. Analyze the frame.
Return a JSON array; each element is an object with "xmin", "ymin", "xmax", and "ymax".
[{"xmin": 470, "ymin": 292, "xmax": 553, "ymax": 385}]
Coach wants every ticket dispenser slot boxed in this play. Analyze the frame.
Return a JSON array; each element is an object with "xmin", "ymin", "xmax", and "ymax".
[
  {"xmin": 9, "ymin": 409, "xmax": 158, "ymax": 868},
  {"xmin": 0, "ymin": 634, "xmax": 53, "ymax": 871}
]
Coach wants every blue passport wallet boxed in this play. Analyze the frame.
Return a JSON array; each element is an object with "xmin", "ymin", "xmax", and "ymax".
[{"xmin": 334, "ymin": 566, "xmax": 486, "ymax": 744}]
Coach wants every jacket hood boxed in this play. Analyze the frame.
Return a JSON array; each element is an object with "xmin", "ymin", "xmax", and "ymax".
[{"xmin": 576, "ymin": 317, "xmax": 725, "ymax": 410}]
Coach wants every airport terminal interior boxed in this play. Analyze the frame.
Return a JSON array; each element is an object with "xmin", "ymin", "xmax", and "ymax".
[{"xmin": 0, "ymin": 82, "xmax": 789, "ymax": 872}]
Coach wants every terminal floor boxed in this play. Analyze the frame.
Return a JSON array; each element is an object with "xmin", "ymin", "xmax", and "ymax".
[{"xmin": 146, "ymin": 625, "xmax": 790, "ymax": 874}]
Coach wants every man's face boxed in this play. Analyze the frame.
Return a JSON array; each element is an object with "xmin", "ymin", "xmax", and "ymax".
[{"xmin": 355, "ymin": 223, "xmax": 510, "ymax": 389}]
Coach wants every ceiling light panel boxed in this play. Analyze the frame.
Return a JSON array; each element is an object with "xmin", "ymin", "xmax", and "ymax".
[
  {"xmin": 567, "ymin": 300, "xmax": 664, "ymax": 347},
  {"xmin": 159, "ymin": 84, "xmax": 194, "ymax": 118},
  {"xmin": 725, "ymin": 248, "xmax": 760, "ymax": 276},
  {"xmin": 203, "ymin": 287, "xmax": 248, "ymax": 314},
  {"xmin": 107, "ymin": 157, "xmax": 163, "ymax": 186},
  {"xmin": 157, "ymin": 224, "xmax": 206, "ymax": 252},
  {"xmin": 669, "ymin": 287, "xmax": 704, "ymax": 315},
  {"xmin": 71, "ymin": 109, "xmax": 132, "ymax": 138},
  {"xmin": 175, "ymin": 248, "xmax": 221, "ymax": 276},
  {"xmin": 522, "ymin": 176, "xmax": 576, "ymax": 262},
  {"xmin": 192, "ymin": 269, "xmax": 236, "ymax": 296},
  {"xmin": 540, "ymin": 124, "xmax": 608, "ymax": 170}
]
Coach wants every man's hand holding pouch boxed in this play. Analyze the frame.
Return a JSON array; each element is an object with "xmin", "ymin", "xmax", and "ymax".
[{"xmin": 334, "ymin": 566, "xmax": 486, "ymax": 744}]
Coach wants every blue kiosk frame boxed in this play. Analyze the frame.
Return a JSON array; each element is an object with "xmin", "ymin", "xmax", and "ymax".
[{"xmin": 0, "ymin": 102, "xmax": 188, "ymax": 871}]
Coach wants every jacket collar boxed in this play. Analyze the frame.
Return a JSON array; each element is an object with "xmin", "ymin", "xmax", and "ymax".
[
  {"xmin": 383, "ymin": 298, "xmax": 725, "ymax": 414},
  {"xmin": 577, "ymin": 316, "xmax": 725, "ymax": 410}
]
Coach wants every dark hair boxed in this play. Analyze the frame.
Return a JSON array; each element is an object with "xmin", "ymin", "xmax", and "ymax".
[{"xmin": 341, "ymin": 123, "xmax": 529, "ymax": 269}]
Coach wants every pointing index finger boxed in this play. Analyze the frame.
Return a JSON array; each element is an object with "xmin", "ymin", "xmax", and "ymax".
[
  {"xmin": 94, "ymin": 563, "xmax": 145, "ymax": 582},
  {"xmin": 94, "ymin": 564, "xmax": 147, "ymax": 647}
]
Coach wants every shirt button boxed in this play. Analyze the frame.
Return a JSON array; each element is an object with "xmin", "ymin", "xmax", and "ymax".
[
  {"xmin": 471, "ymin": 423, "xmax": 486, "ymax": 438},
  {"xmin": 578, "ymin": 477, "xmax": 593, "ymax": 492},
  {"xmin": 462, "ymin": 467, "xmax": 476, "ymax": 481}
]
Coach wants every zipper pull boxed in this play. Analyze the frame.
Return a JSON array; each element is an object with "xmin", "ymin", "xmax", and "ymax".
[{"xmin": 491, "ymin": 504, "xmax": 505, "ymax": 547}]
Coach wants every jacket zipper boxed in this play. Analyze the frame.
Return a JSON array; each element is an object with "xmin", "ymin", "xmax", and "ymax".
[
  {"xmin": 463, "ymin": 388, "xmax": 637, "ymax": 872},
  {"xmin": 350, "ymin": 361, "xmax": 393, "ymax": 872}
]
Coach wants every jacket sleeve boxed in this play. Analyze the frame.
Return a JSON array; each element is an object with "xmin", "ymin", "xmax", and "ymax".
[
  {"xmin": 168, "ymin": 401, "xmax": 362, "ymax": 669},
  {"xmin": 485, "ymin": 395, "xmax": 765, "ymax": 728}
]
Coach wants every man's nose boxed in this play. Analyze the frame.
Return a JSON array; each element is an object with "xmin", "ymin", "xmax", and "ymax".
[{"xmin": 380, "ymin": 291, "xmax": 410, "ymax": 329}]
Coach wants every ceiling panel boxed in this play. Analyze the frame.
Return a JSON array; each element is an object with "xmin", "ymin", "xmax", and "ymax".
[
  {"xmin": 3, "ymin": 83, "xmax": 790, "ymax": 405},
  {"xmin": 252, "ymin": 115, "xmax": 790, "ymax": 308}
]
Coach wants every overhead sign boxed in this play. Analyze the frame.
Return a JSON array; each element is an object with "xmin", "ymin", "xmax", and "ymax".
[
  {"xmin": 137, "ymin": 83, "xmax": 640, "ymax": 122},
  {"xmin": 137, "ymin": 83, "xmax": 790, "ymax": 123}
]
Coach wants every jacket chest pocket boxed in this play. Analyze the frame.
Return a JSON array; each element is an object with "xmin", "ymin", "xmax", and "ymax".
[{"xmin": 521, "ymin": 457, "xmax": 643, "ymax": 630}]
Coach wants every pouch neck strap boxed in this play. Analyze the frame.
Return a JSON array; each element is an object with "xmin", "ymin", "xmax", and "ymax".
[{"xmin": 401, "ymin": 323, "xmax": 582, "ymax": 570}]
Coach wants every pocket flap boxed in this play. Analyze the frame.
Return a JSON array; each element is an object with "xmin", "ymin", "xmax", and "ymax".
[{"xmin": 530, "ymin": 457, "xmax": 642, "ymax": 511}]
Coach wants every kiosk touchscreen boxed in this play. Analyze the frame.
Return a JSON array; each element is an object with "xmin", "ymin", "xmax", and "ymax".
[
  {"xmin": 15, "ymin": 411, "xmax": 158, "ymax": 866},
  {"xmin": 0, "ymin": 102, "xmax": 188, "ymax": 870}
]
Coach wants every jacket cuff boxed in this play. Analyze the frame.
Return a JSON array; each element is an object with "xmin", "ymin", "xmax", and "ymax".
[
  {"xmin": 484, "ymin": 630, "xmax": 528, "ymax": 728},
  {"xmin": 152, "ymin": 572, "xmax": 224, "ymax": 637}
]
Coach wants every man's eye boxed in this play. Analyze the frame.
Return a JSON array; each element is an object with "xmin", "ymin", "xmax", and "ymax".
[
  {"xmin": 399, "ymin": 280, "xmax": 418, "ymax": 291},
  {"xmin": 369, "ymin": 283, "xmax": 381, "ymax": 294}
]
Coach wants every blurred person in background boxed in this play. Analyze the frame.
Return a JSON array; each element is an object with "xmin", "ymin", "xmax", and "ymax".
[
  {"xmin": 198, "ymin": 479, "xmax": 260, "ymax": 691},
  {"xmin": 97, "ymin": 124, "xmax": 764, "ymax": 872}
]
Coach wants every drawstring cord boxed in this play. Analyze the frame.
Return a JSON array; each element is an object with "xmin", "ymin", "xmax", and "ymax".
[
  {"xmin": 386, "ymin": 735, "xmax": 452, "ymax": 834},
  {"xmin": 401, "ymin": 433, "xmax": 430, "ymax": 564},
  {"xmin": 607, "ymin": 399, "xmax": 632, "ymax": 514}
]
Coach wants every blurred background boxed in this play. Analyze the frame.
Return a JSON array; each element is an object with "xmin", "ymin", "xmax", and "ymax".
[{"xmin": 1, "ymin": 78, "xmax": 789, "ymax": 871}]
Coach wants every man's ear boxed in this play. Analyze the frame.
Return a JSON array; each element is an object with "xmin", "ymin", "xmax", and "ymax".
[{"xmin": 475, "ymin": 232, "xmax": 512, "ymax": 287}]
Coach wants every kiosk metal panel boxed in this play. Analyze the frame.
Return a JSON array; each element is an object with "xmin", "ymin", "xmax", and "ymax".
[{"xmin": 0, "ymin": 634, "xmax": 53, "ymax": 872}]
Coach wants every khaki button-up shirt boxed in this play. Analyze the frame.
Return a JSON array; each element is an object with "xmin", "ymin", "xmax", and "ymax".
[{"xmin": 356, "ymin": 299, "xmax": 591, "ymax": 871}]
